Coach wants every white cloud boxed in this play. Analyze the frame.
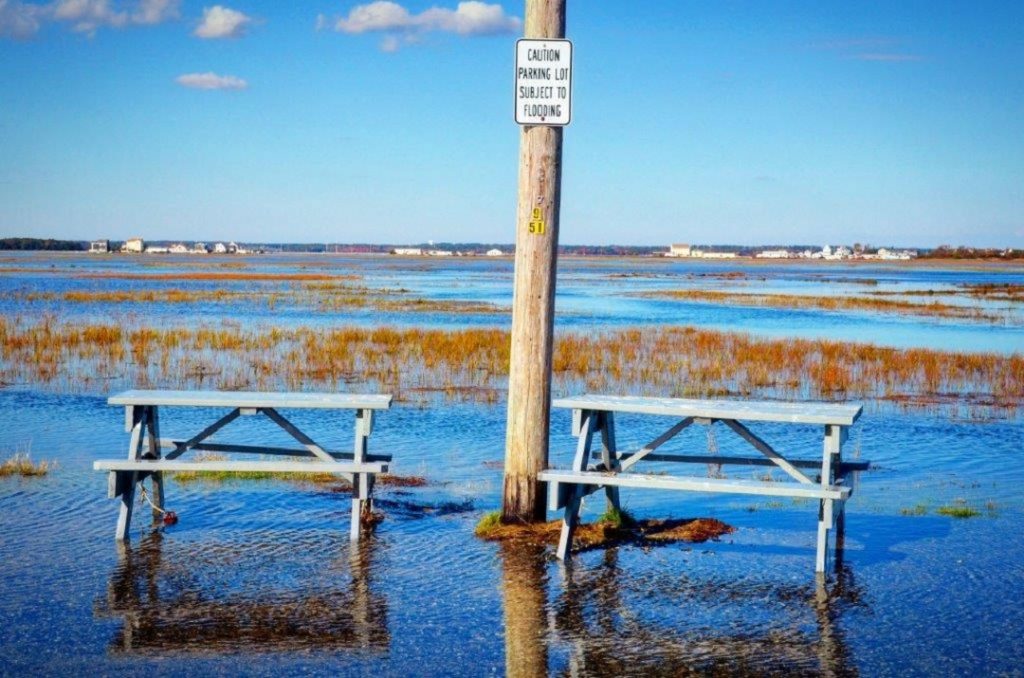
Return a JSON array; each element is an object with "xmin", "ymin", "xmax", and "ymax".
[
  {"xmin": 52, "ymin": 0, "xmax": 127, "ymax": 32},
  {"xmin": 0, "ymin": 0, "xmax": 45, "ymax": 38},
  {"xmin": 175, "ymin": 71, "xmax": 247, "ymax": 90},
  {"xmin": 194, "ymin": 4, "xmax": 250, "ymax": 39},
  {"xmin": 334, "ymin": 0, "xmax": 409, "ymax": 34},
  {"xmin": 0, "ymin": 0, "xmax": 178, "ymax": 37},
  {"xmin": 132, "ymin": 0, "xmax": 177, "ymax": 25},
  {"xmin": 327, "ymin": 1, "xmax": 519, "ymax": 51}
]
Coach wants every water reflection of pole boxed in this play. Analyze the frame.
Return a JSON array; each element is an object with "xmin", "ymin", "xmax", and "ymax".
[{"xmin": 500, "ymin": 541, "xmax": 549, "ymax": 678}]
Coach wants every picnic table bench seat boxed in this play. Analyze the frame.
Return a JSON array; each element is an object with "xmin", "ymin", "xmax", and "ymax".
[
  {"xmin": 95, "ymin": 389, "xmax": 393, "ymax": 542},
  {"xmin": 544, "ymin": 394, "xmax": 868, "ymax": 574}
]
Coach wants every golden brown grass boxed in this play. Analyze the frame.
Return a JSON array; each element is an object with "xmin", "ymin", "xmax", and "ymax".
[
  {"xmin": 645, "ymin": 290, "xmax": 1006, "ymax": 322},
  {"xmin": 1, "ymin": 318, "xmax": 1020, "ymax": 416},
  {"xmin": 80, "ymin": 272, "xmax": 357, "ymax": 282},
  {"xmin": 0, "ymin": 453, "xmax": 53, "ymax": 477},
  {"xmin": 11, "ymin": 282, "xmax": 502, "ymax": 315},
  {"xmin": 475, "ymin": 511, "xmax": 734, "ymax": 549}
]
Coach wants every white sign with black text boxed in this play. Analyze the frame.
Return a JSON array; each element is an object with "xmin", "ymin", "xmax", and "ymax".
[{"xmin": 515, "ymin": 38, "xmax": 572, "ymax": 126}]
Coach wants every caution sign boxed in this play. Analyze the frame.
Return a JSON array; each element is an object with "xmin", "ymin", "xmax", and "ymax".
[{"xmin": 515, "ymin": 38, "xmax": 572, "ymax": 126}]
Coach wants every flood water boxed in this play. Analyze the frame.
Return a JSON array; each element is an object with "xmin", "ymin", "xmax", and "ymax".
[{"xmin": 1, "ymin": 253, "xmax": 1022, "ymax": 675}]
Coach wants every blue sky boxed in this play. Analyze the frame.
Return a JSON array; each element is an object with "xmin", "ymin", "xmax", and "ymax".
[{"xmin": 1, "ymin": 1, "xmax": 1021, "ymax": 247}]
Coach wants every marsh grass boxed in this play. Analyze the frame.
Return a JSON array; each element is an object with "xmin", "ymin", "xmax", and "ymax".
[
  {"xmin": 474, "ymin": 511, "xmax": 734, "ymax": 549},
  {"xmin": 169, "ymin": 454, "xmax": 427, "ymax": 487},
  {"xmin": 645, "ymin": 290, "xmax": 1009, "ymax": 322},
  {"xmin": 1, "ymin": 318, "xmax": 1021, "ymax": 418},
  {"xmin": 0, "ymin": 453, "xmax": 53, "ymax": 477},
  {"xmin": 936, "ymin": 500, "xmax": 982, "ymax": 518}
]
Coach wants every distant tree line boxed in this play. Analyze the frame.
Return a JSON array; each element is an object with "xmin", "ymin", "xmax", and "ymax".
[
  {"xmin": 919, "ymin": 246, "xmax": 1022, "ymax": 260},
  {"xmin": 0, "ymin": 238, "xmax": 85, "ymax": 251}
]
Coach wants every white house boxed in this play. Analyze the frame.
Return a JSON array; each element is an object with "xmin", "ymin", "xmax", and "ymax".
[
  {"xmin": 169, "ymin": 243, "xmax": 189, "ymax": 254},
  {"xmin": 667, "ymin": 243, "xmax": 692, "ymax": 257},
  {"xmin": 89, "ymin": 240, "xmax": 109, "ymax": 253},
  {"xmin": 192, "ymin": 242, "xmax": 209, "ymax": 254},
  {"xmin": 756, "ymin": 249, "xmax": 792, "ymax": 259},
  {"xmin": 213, "ymin": 242, "xmax": 228, "ymax": 254},
  {"xmin": 485, "ymin": 248, "xmax": 504, "ymax": 256},
  {"xmin": 122, "ymin": 238, "xmax": 144, "ymax": 253},
  {"xmin": 392, "ymin": 248, "xmax": 423, "ymax": 256}
]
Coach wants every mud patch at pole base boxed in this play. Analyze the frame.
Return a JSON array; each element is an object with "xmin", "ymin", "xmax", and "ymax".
[{"xmin": 476, "ymin": 516, "xmax": 735, "ymax": 551}]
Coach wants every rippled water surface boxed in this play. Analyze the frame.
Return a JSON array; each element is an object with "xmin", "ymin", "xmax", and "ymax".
[{"xmin": 1, "ymin": 253, "xmax": 1023, "ymax": 675}]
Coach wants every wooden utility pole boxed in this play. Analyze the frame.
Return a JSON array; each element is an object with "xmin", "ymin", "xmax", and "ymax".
[{"xmin": 503, "ymin": 0, "xmax": 567, "ymax": 523}]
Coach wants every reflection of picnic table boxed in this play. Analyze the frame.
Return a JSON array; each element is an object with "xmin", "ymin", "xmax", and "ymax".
[
  {"xmin": 97, "ymin": 534, "xmax": 388, "ymax": 653},
  {"xmin": 94, "ymin": 390, "xmax": 392, "ymax": 541},
  {"xmin": 540, "ymin": 395, "xmax": 868, "ymax": 572}
]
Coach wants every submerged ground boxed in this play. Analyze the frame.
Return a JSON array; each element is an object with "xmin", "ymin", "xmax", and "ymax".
[{"xmin": 0, "ymin": 252, "xmax": 1022, "ymax": 675}]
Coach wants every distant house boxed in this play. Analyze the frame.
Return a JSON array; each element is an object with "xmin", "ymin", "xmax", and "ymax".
[
  {"xmin": 89, "ymin": 239, "xmax": 109, "ymax": 253},
  {"xmin": 667, "ymin": 243, "xmax": 691, "ymax": 257},
  {"xmin": 699, "ymin": 251, "xmax": 738, "ymax": 259},
  {"xmin": 192, "ymin": 242, "xmax": 209, "ymax": 254},
  {"xmin": 392, "ymin": 248, "xmax": 423, "ymax": 256},
  {"xmin": 122, "ymin": 238, "xmax": 144, "ymax": 253},
  {"xmin": 485, "ymin": 248, "xmax": 504, "ymax": 256},
  {"xmin": 427, "ymin": 249, "xmax": 454, "ymax": 257},
  {"xmin": 213, "ymin": 242, "xmax": 228, "ymax": 254},
  {"xmin": 145, "ymin": 245, "xmax": 169, "ymax": 254},
  {"xmin": 757, "ymin": 249, "xmax": 792, "ymax": 259},
  {"xmin": 227, "ymin": 242, "xmax": 239, "ymax": 254},
  {"xmin": 169, "ymin": 243, "xmax": 189, "ymax": 254}
]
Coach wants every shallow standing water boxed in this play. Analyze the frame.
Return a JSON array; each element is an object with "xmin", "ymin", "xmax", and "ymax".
[{"xmin": 1, "ymin": 253, "xmax": 1023, "ymax": 675}]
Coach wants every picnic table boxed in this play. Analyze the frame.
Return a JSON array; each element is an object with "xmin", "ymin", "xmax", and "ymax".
[
  {"xmin": 539, "ymin": 394, "xmax": 868, "ymax": 573},
  {"xmin": 94, "ymin": 390, "xmax": 393, "ymax": 541}
]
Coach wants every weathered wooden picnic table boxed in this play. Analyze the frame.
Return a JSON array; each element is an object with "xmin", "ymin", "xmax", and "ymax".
[
  {"xmin": 539, "ymin": 395, "xmax": 868, "ymax": 573},
  {"xmin": 94, "ymin": 390, "xmax": 393, "ymax": 542}
]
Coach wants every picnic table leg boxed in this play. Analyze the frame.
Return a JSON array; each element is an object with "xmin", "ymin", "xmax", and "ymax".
[
  {"xmin": 598, "ymin": 412, "xmax": 621, "ymax": 513},
  {"xmin": 815, "ymin": 424, "xmax": 841, "ymax": 573},
  {"xmin": 349, "ymin": 408, "xmax": 373, "ymax": 541},
  {"xmin": 556, "ymin": 488, "xmax": 583, "ymax": 560},
  {"xmin": 115, "ymin": 405, "xmax": 147, "ymax": 540},
  {"xmin": 556, "ymin": 410, "xmax": 595, "ymax": 560},
  {"xmin": 350, "ymin": 472, "xmax": 373, "ymax": 541},
  {"xmin": 145, "ymin": 406, "xmax": 166, "ymax": 519}
]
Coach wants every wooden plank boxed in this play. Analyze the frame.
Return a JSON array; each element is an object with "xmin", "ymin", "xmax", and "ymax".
[
  {"xmin": 94, "ymin": 460, "xmax": 388, "ymax": 474},
  {"xmin": 164, "ymin": 408, "xmax": 242, "ymax": 460},
  {"xmin": 590, "ymin": 451, "xmax": 869, "ymax": 472},
  {"xmin": 537, "ymin": 470, "xmax": 851, "ymax": 500},
  {"xmin": 160, "ymin": 440, "xmax": 392, "ymax": 462},
  {"xmin": 109, "ymin": 389, "xmax": 393, "ymax": 411},
  {"xmin": 262, "ymin": 407, "xmax": 336, "ymax": 463},
  {"xmin": 722, "ymin": 419, "xmax": 814, "ymax": 485},
  {"xmin": 617, "ymin": 417, "xmax": 694, "ymax": 472},
  {"xmin": 598, "ymin": 411, "xmax": 621, "ymax": 511},
  {"xmin": 572, "ymin": 411, "xmax": 595, "ymax": 472},
  {"xmin": 553, "ymin": 394, "xmax": 862, "ymax": 426},
  {"xmin": 146, "ymin": 406, "xmax": 165, "ymax": 517}
]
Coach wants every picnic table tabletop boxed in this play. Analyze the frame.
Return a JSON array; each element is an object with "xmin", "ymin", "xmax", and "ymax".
[
  {"xmin": 108, "ymin": 389, "xmax": 393, "ymax": 411},
  {"xmin": 553, "ymin": 394, "xmax": 861, "ymax": 426}
]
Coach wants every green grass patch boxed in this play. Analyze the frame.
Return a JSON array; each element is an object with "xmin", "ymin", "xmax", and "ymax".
[
  {"xmin": 597, "ymin": 506, "xmax": 635, "ymax": 528},
  {"xmin": 474, "ymin": 511, "xmax": 503, "ymax": 537},
  {"xmin": 900, "ymin": 503, "xmax": 929, "ymax": 516},
  {"xmin": 936, "ymin": 503, "xmax": 982, "ymax": 519}
]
